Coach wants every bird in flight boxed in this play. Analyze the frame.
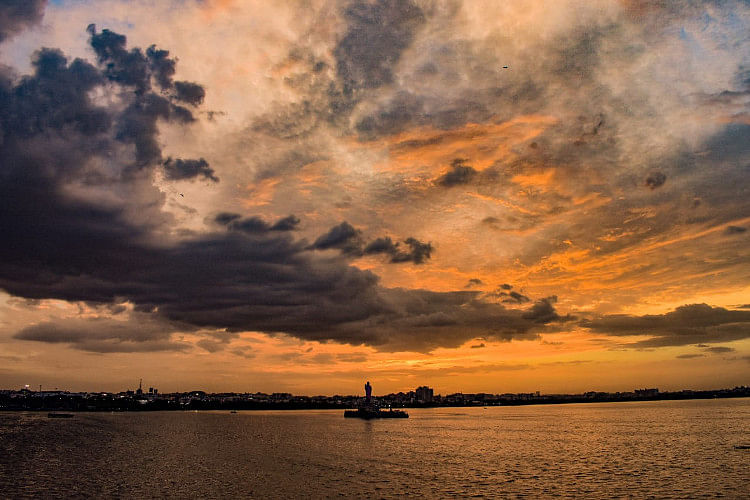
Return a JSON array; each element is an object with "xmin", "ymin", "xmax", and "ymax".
[{"xmin": 179, "ymin": 193, "xmax": 184, "ymax": 197}]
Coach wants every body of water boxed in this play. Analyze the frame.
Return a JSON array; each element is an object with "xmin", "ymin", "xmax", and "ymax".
[{"xmin": 1, "ymin": 398, "xmax": 748, "ymax": 498}]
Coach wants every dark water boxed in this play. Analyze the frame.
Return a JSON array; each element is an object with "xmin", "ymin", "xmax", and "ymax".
[{"xmin": 1, "ymin": 398, "xmax": 748, "ymax": 498}]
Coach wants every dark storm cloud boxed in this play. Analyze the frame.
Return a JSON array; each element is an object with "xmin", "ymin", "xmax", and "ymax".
[
  {"xmin": 163, "ymin": 157, "xmax": 218, "ymax": 182},
  {"xmin": 1, "ymin": 24, "xmax": 573, "ymax": 354},
  {"xmin": 390, "ymin": 237, "xmax": 432, "ymax": 264},
  {"xmin": 0, "ymin": 0, "xmax": 46, "ymax": 43},
  {"xmin": 334, "ymin": 0, "xmax": 425, "ymax": 92},
  {"xmin": 174, "ymin": 81, "xmax": 206, "ymax": 106},
  {"xmin": 581, "ymin": 304, "xmax": 750, "ymax": 347},
  {"xmin": 523, "ymin": 297, "xmax": 563, "ymax": 323},
  {"xmin": 85, "ymin": 25, "xmax": 206, "ymax": 168},
  {"xmin": 645, "ymin": 171, "xmax": 667, "ymax": 190},
  {"xmin": 310, "ymin": 222, "xmax": 433, "ymax": 264},
  {"xmin": 436, "ymin": 159, "xmax": 478, "ymax": 187},
  {"xmin": 215, "ymin": 213, "xmax": 300, "ymax": 233},
  {"xmin": 312, "ymin": 221, "xmax": 362, "ymax": 254},
  {"xmin": 270, "ymin": 215, "xmax": 301, "ymax": 231}
]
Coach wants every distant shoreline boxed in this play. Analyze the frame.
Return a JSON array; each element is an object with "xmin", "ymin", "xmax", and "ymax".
[{"xmin": 2, "ymin": 387, "xmax": 748, "ymax": 412}]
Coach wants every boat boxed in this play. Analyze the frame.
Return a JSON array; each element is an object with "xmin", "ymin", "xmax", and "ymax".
[
  {"xmin": 47, "ymin": 412, "xmax": 74, "ymax": 418},
  {"xmin": 344, "ymin": 407, "xmax": 408, "ymax": 419},
  {"xmin": 344, "ymin": 381, "xmax": 409, "ymax": 419}
]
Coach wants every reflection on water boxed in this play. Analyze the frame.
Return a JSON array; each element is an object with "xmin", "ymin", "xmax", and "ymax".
[{"xmin": 1, "ymin": 398, "xmax": 748, "ymax": 498}]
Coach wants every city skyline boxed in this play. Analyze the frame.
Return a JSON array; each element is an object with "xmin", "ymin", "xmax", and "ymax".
[{"xmin": 0, "ymin": 1, "xmax": 749, "ymax": 395}]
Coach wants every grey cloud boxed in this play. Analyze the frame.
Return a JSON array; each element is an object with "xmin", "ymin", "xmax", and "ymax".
[
  {"xmin": 0, "ymin": 0, "xmax": 46, "ymax": 43},
  {"xmin": 389, "ymin": 237, "xmax": 432, "ymax": 264},
  {"xmin": 704, "ymin": 346, "xmax": 735, "ymax": 354},
  {"xmin": 334, "ymin": 0, "xmax": 425, "ymax": 92},
  {"xmin": 163, "ymin": 157, "xmax": 218, "ymax": 182},
  {"xmin": 0, "ymin": 19, "xmax": 584, "ymax": 354},
  {"xmin": 355, "ymin": 91, "xmax": 425, "ymax": 138},
  {"xmin": 437, "ymin": 159, "xmax": 478, "ymax": 187},
  {"xmin": 363, "ymin": 235, "xmax": 432, "ymax": 264},
  {"xmin": 14, "ymin": 316, "xmax": 190, "ymax": 353},
  {"xmin": 312, "ymin": 221, "xmax": 362, "ymax": 254},
  {"xmin": 312, "ymin": 223, "xmax": 432, "ymax": 264},
  {"xmin": 174, "ymin": 81, "xmax": 206, "ymax": 106},
  {"xmin": 465, "ymin": 278, "xmax": 483, "ymax": 288},
  {"xmin": 196, "ymin": 339, "xmax": 226, "ymax": 353},
  {"xmin": 504, "ymin": 291, "xmax": 531, "ymax": 304},
  {"xmin": 470, "ymin": 343, "xmax": 485, "ymax": 349},
  {"xmin": 270, "ymin": 215, "xmax": 301, "ymax": 231},
  {"xmin": 725, "ymin": 225, "xmax": 746, "ymax": 234},
  {"xmin": 214, "ymin": 213, "xmax": 300, "ymax": 233},
  {"xmin": 214, "ymin": 212, "xmax": 242, "ymax": 225},
  {"xmin": 230, "ymin": 346, "xmax": 255, "ymax": 359},
  {"xmin": 336, "ymin": 352, "xmax": 368, "ymax": 363},
  {"xmin": 523, "ymin": 297, "xmax": 564, "ymax": 323},
  {"xmin": 86, "ymin": 25, "xmax": 205, "ymax": 168},
  {"xmin": 645, "ymin": 171, "xmax": 667, "ymax": 190},
  {"xmin": 581, "ymin": 304, "xmax": 750, "ymax": 347},
  {"xmin": 676, "ymin": 353, "xmax": 705, "ymax": 359}
]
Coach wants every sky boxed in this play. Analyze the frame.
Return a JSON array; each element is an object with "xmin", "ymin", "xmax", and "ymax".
[{"xmin": 0, "ymin": 0, "xmax": 748, "ymax": 396}]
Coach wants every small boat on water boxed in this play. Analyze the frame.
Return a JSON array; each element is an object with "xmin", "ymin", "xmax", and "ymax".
[
  {"xmin": 47, "ymin": 412, "xmax": 74, "ymax": 418},
  {"xmin": 344, "ymin": 407, "xmax": 408, "ymax": 419},
  {"xmin": 344, "ymin": 381, "xmax": 409, "ymax": 419}
]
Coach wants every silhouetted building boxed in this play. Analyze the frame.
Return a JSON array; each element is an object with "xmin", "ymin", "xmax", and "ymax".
[
  {"xmin": 416, "ymin": 386, "xmax": 434, "ymax": 403},
  {"xmin": 635, "ymin": 388, "xmax": 659, "ymax": 396}
]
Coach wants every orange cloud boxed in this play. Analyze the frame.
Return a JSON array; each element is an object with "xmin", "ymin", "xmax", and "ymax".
[{"xmin": 361, "ymin": 115, "xmax": 557, "ymax": 176}]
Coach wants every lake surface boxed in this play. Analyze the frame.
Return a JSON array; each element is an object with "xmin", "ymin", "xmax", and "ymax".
[{"xmin": 1, "ymin": 398, "xmax": 748, "ymax": 498}]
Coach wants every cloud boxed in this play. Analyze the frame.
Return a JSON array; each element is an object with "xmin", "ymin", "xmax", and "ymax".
[
  {"xmin": 364, "ymin": 236, "xmax": 433, "ymax": 264},
  {"xmin": 436, "ymin": 159, "xmax": 478, "ymax": 187},
  {"xmin": 311, "ymin": 221, "xmax": 362, "ymax": 254},
  {"xmin": 14, "ymin": 315, "xmax": 190, "ymax": 353},
  {"xmin": 581, "ymin": 304, "xmax": 750, "ymax": 347},
  {"xmin": 336, "ymin": 352, "xmax": 368, "ymax": 363},
  {"xmin": 173, "ymin": 81, "xmax": 206, "ymax": 106},
  {"xmin": 312, "ymin": 223, "xmax": 433, "ymax": 264},
  {"xmin": 523, "ymin": 297, "xmax": 566, "ymax": 323},
  {"xmin": 213, "ymin": 213, "xmax": 300, "ymax": 233},
  {"xmin": 163, "ymin": 158, "xmax": 218, "ymax": 182},
  {"xmin": 465, "ymin": 278, "xmax": 483, "ymax": 288},
  {"xmin": 0, "ymin": 0, "xmax": 46, "ymax": 43},
  {"xmin": 3, "ymin": 2, "xmax": 749, "ymax": 363},
  {"xmin": 703, "ymin": 346, "xmax": 735, "ymax": 354},
  {"xmin": 725, "ymin": 225, "xmax": 747, "ymax": 234},
  {"xmin": 0, "ymin": 20, "xmax": 567, "ymax": 353},
  {"xmin": 470, "ymin": 343, "xmax": 485, "ymax": 349},
  {"xmin": 645, "ymin": 171, "xmax": 667, "ymax": 190},
  {"xmin": 676, "ymin": 354, "xmax": 705, "ymax": 359},
  {"xmin": 334, "ymin": 0, "xmax": 425, "ymax": 92},
  {"xmin": 270, "ymin": 215, "xmax": 301, "ymax": 231}
]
